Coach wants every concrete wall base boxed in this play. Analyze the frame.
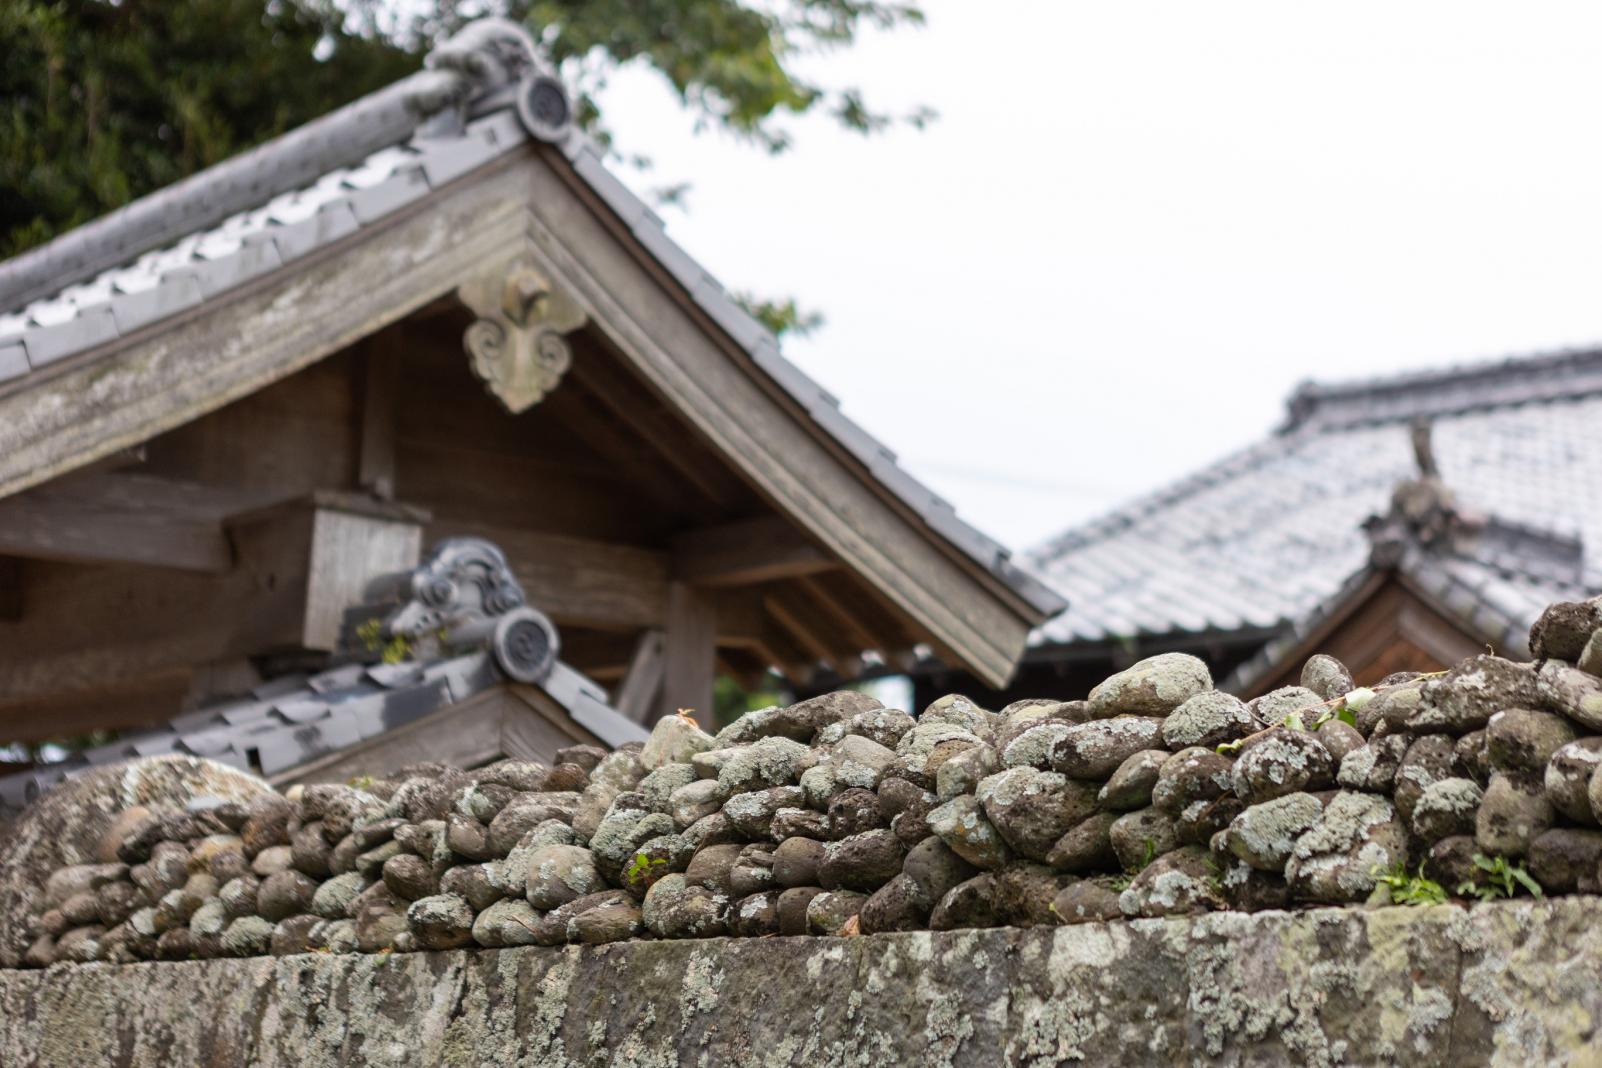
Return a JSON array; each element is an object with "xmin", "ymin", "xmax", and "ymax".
[{"xmin": 4, "ymin": 897, "xmax": 1600, "ymax": 1066}]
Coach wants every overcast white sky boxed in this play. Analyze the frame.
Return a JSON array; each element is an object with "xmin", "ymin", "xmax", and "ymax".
[{"xmin": 592, "ymin": 1, "xmax": 1602, "ymax": 551}]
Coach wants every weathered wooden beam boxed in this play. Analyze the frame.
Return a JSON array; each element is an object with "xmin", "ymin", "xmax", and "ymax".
[
  {"xmin": 614, "ymin": 629, "xmax": 665, "ymax": 724},
  {"xmin": 672, "ymin": 514, "xmax": 834, "ymax": 587},
  {"xmin": 0, "ymin": 473, "xmax": 257, "ymax": 573},
  {"xmin": 659, "ymin": 581, "xmax": 717, "ymax": 728},
  {"xmin": 429, "ymin": 520, "xmax": 669, "ymax": 631}
]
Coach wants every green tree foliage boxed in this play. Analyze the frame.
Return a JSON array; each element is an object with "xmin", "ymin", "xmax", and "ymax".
[
  {"xmin": 1, "ymin": 1, "xmax": 416, "ymax": 257},
  {"xmin": 2, "ymin": 0, "xmax": 928, "ymax": 310}
]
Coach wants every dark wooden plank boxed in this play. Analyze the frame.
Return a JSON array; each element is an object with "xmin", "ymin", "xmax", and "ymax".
[
  {"xmin": 0, "ymin": 474, "xmax": 248, "ymax": 573},
  {"xmin": 358, "ymin": 340, "xmax": 399, "ymax": 500},
  {"xmin": 0, "ymin": 557, "xmax": 21, "ymax": 621},
  {"xmin": 614, "ymin": 629, "xmax": 665, "ymax": 724},
  {"xmin": 275, "ymin": 687, "xmax": 519, "ymax": 785},
  {"xmin": 673, "ymin": 514, "xmax": 834, "ymax": 587},
  {"xmin": 503, "ymin": 683, "xmax": 606, "ymax": 756},
  {"xmin": 660, "ymin": 581, "xmax": 717, "ymax": 727}
]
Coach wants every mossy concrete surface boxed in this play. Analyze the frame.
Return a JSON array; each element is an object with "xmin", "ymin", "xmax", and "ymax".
[{"xmin": 5, "ymin": 897, "xmax": 1602, "ymax": 1066}]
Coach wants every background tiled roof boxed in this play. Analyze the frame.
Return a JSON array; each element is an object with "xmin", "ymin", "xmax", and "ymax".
[{"xmin": 1026, "ymin": 349, "xmax": 1602, "ymax": 650}]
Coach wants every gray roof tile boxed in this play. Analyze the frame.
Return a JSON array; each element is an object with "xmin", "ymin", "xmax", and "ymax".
[{"xmin": 0, "ymin": 342, "xmax": 26, "ymax": 382}]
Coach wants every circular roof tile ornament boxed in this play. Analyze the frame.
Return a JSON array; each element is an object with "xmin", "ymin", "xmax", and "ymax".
[
  {"xmin": 517, "ymin": 74, "xmax": 573, "ymax": 143},
  {"xmin": 492, "ymin": 605, "xmax": 560, "ymax": 684}
]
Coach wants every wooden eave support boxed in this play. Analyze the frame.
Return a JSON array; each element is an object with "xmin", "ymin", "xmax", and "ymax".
[{"xmin": 671, "ymin": 514, "xmax": 835, "ymax": 587}]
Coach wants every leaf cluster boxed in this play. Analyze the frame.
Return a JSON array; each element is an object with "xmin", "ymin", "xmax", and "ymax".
[
  {"xmin": 1368, "ymin": 863, "xmax": 1448, "ymax": 907},
  {"xmin": 1458, "ymin": 853, "xmax": 1542, "ymax": 902}
]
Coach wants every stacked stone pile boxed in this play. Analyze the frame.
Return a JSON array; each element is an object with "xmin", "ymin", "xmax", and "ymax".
[{"xmin": 13, "ymin": 595, "xmax": 1602, "ymax": 967}]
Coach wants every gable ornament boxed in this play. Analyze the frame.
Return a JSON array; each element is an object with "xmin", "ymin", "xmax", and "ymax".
[{"xmin": 457, "ymin": 259, "xmax": 587, "ymax": 413}]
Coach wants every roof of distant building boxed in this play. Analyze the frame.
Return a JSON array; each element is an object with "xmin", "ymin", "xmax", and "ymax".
[{"xmin": 1026, "ymin": 348, "xmax": 1602, "ymax": 656}]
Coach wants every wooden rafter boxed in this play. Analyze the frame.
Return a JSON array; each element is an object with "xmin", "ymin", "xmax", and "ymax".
[{"xmin": 673, "ymin": 514, "xmax": 834, "ymax": 587}]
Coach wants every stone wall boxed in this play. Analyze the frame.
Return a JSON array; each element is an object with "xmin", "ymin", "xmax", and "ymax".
[{"xmin": 5, "ymin": 896, "xmax": 1602, "ymax": 1067}]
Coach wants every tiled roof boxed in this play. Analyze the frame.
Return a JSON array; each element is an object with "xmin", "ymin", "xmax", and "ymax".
[
  {"xmin": 0, "ymin": 19, "xmax": 1061, "ymax": 620},
  {"xmin": 0, "ymin": 653, "xmax": 644, "ymax": 819},
  {"xmin": 1026, "ymin": 348, "xmax": 1602, "ymax": 650}
]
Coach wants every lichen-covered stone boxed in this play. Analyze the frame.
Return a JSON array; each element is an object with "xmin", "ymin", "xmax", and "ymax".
[
  {"xmin": 1336, "ymin": 733, "xmax": 1409, "ymax": 792},
  {"xmin": 975, "ymin": 767, "xmax": 1097, "ymax": 862},
  {"xmin": 0, "ymin": 755, "xmax": 270, "ymax": 968},
  {"xmin": 1097, "ymin": 749, "xmax": 1168, "ymax": 811},
  {"xmin": 722, "ymin": 785, "xmax": 804, "ymax": 839},
  {"xmin": 642, "ymin": 874, "xmax": 727, "ymax": 938},
  {"xmin": 1087, "ymin": 653, "xmax": 1211, "ymax": 719},
  {"xmin": 1486, "ymin": 707, "xmax": 1577, "ymax": 775},
  {"xmin": 826, "ymin": 786, "xmax": 886, "ymax": 840},
  {"xmin": 1300, "ymin": 654, "xmax": 1355, "ymax": 701},
  {"xmin": 818, "ymin": 829, "xmax": 906, "ymax": 893},
  {"xmin": 1223, "ymin": 792, "xmax": 1323, "ymax": 872},
  {"xmin": 828, "ymin": 734, "xmax": 898, "ymax": 790},
  {"xmin": 1000, "ymin": 721, "xmax": 1073, "ymax": 771},
  {"xmin": 804, "ymin": 889, "xmax": 866, "ymax": 935},
  {"xmin": 1533, "ymin": 658, "xmax": 1602, "ymax": 731},
  {"xmin": 727, "ymin": 890, "xmax": 783, "ymax": 937},
  {"xmin": 1285, "ymin": 792, "xmax": 1404, "ymax": 903},
  {"xmin": 1151, "ymin": 747, "xmax": 1234, "ymax": 814},
  {"xmin": 219, "ymin": 915, "xmax": 274, "ymax": 957},
  {"xmin": 1529, "ymin": 595, "xmax": 1602, "ymax": 661},
  {"xmin": 1231, "ymin": 729, "xmax": 1334, "ymax": 805},
  {"xmin": 1393, "ymin": 733, "xmax": 1460, "ymax": 825},
  {"xmin": 890, "ymin": 723, "xmax": 985, "ymax": 789},
  {"xmin": 934, "ymin": 743, "xmax": 997, "ymax": 800},
  {"xmin": 769, "ymin": 806, "xmax": 828, "ymax": 841},
  {"xmin": 1250, "ymin": 686, "xmax": 1324, "ymax": 728},
  {"xmin": 1410, "ymin": 778, "xmax": 1483, "ymax": 843},
  {"xmin": 927, "ymin": 794, "xmax": 1014, "ymax": 870},
  {"xmin": 639, "ymin": 712, "xmax": 715, "ymax": 770},
  {"xmin": 1410, "ymin": 655, "xmax": 1540, "ymax": 734},
  {"xmin": 1161, "ymin": 691, "xmax": 1256, "ymax": 750},
  {"xmin": 1108, "ymin": 807, "xmax": 1179, "ymax": 872},
  {"xmin": 405, "ymin": 893, "xmax": 475, "ymax": 950},
  {"xmin": 1045, "ymin": 811, "xmax": 1121, "ymax": 873},
  {"xmin": 310, "ymin": 871, "xmax": 368, "ymax": 919},
  {"xmin": 815, "ymin": 706, "xmax": 917, "ymax": 749},
  {"xmin": 1477, "ymin": 772, "xmax": 1553, "ymax": 857},
  {"xmin": 470, "ymin": 898, "xmax": 542, "ymax": 947},
  {"xmin": 1118, "ymin": 846, "xmax": 1222, "ymax": 917},
  {"xmin": 1050, "ymin": 717, "xmax": 1167, "ymax": 779},
  {"xmin": 524, "ymin": 844, "xmax": 605, "ymax": 909},
  {"xmin": 1538, "ymin": 737, "xmax": 1602, "ymax": 827},
  {"xmin": 716, "ymin": 736, "xmax": 818, "ymax": 795}
]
